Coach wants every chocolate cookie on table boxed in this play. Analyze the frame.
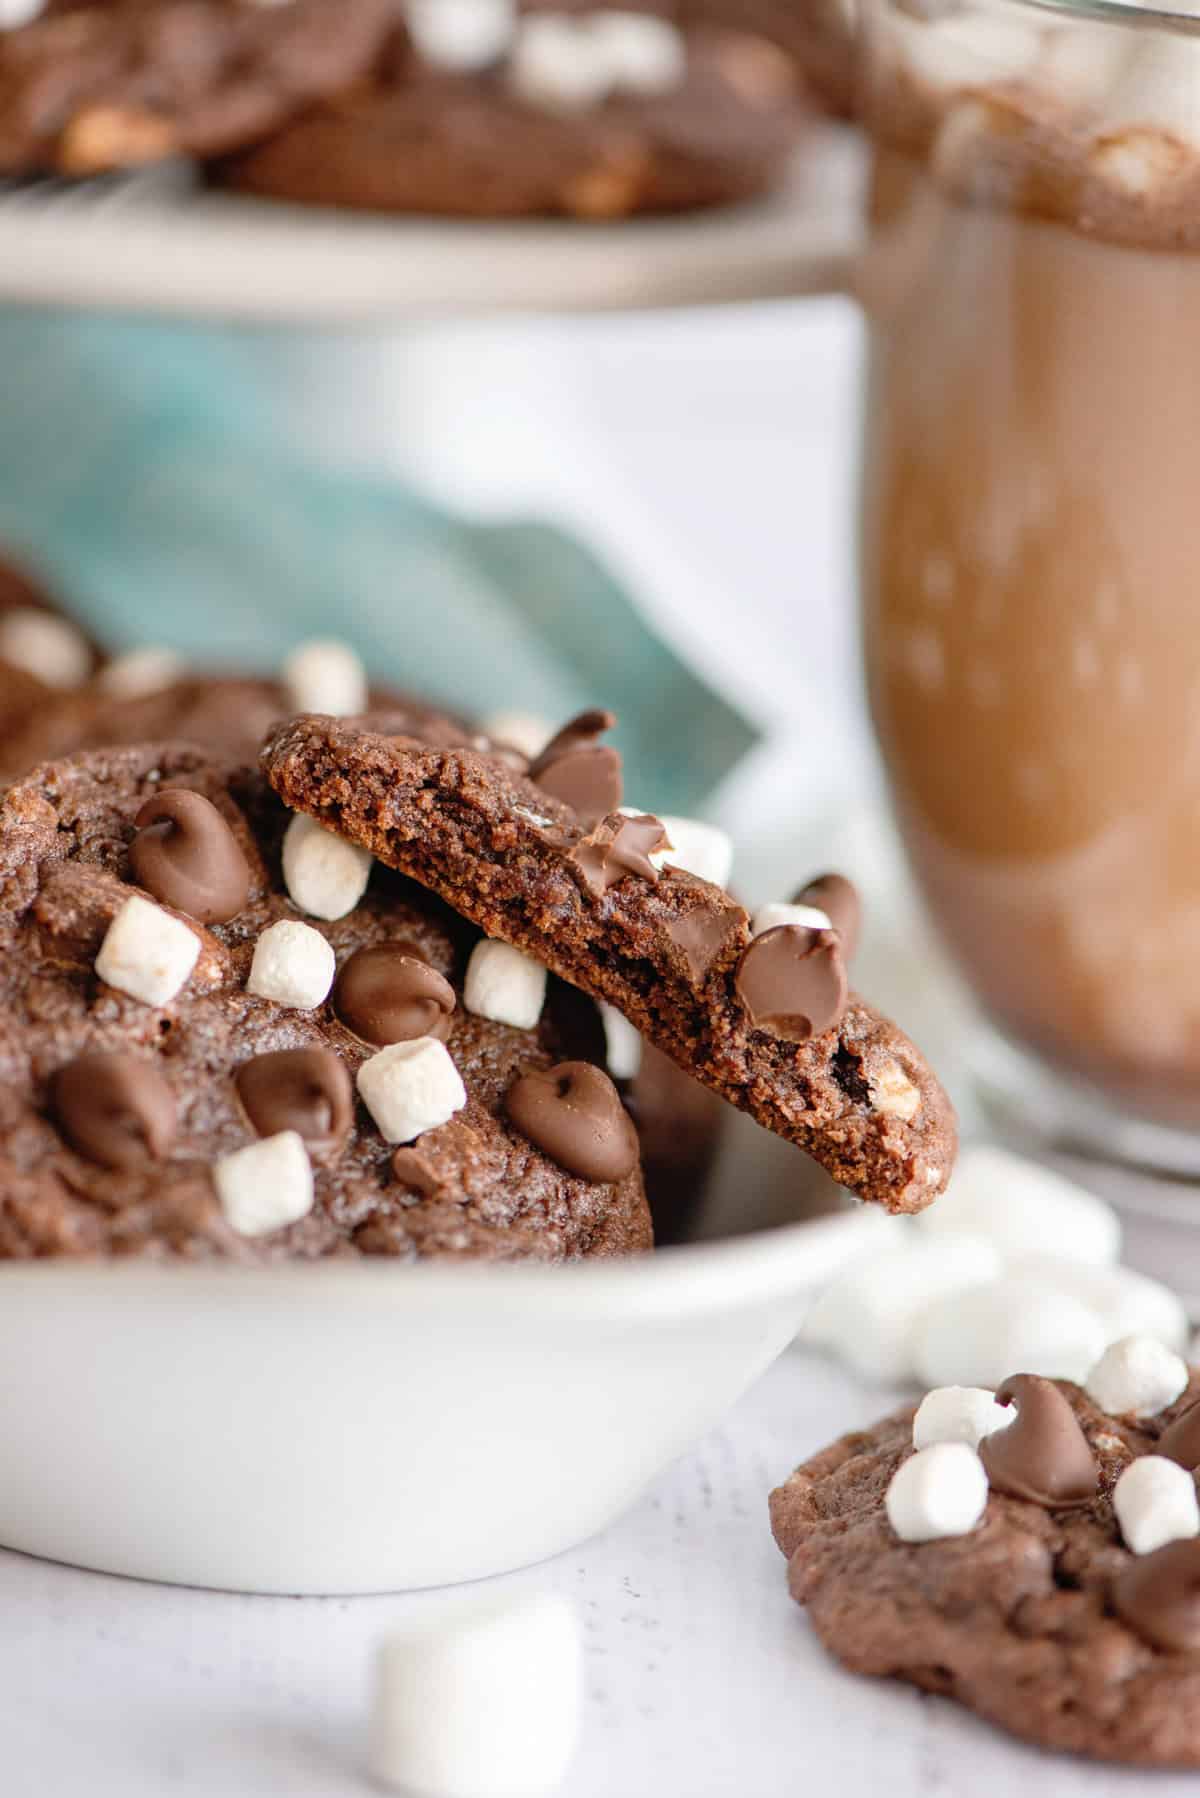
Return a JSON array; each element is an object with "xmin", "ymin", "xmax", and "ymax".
[
  {"xmin": 0, "ymin": 740, "xmax": 652, "ymax": 1261},
  {"xmin": 261, "ymin": 709, "xmax": 956, "ymax": 1211},
  {"xmin": 771, "ymin": 1345, "xmax": 1200, "ymax": 1766},
  {"xmin": 0, "ymin": 0, "xmax": 396, "ymax": 177},
  {"xmin": 214, "ymin": 6, "xmax": 803, "ymax": 219}
]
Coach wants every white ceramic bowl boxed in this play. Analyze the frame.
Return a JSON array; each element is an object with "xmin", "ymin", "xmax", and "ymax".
[{"xmin": 0, "ymin": 1196, "xmax": 875, "ymax": 1595}]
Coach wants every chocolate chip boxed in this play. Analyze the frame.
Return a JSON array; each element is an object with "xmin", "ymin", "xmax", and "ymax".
[
  {"xmin": 734, "ymin": 925, "xmax": 847, "ymax": 1042},
  {"xmin": 235, "ymin": 1047, "xmax": 352, "ymax": 1149},
  {"xmin": 793, "ymin": 872, "xmax": 862, "ymax": 961},
  {"xmin": 978, "ymin": 1375, "xmax": 1098, "ymax": 1509},
  {"xmin": 391, "ymin": 1147, "xmax": 440, "ymax": 1197},
  {"xmin": 1113, "ymin": 1538, "xmax": 1200, "ymax": 1652},
  {"xmin": 505, "ymin": 1060, "xmax": 638, "ymax": 1183},
  {"xmin": 334, "ymin": 941, "xmax": 455, "ymax": 1046},
  {"xmin": 528, "ymin": 708, "xmax": 622, "ymax": 828},
  {"xmin": 666, "ymin": 899, "xmax": 744, "ymax": 984},
  {"xmin": 52, "ymin": 1050, "xmax": 176, "ymax": 1172},
  {"xmin": 1156, "ymin": 1400, "xmax": 1200, "ymax": 1471},
  {"xmin": 129, "ymin": 787, "xmax": 252, "ymax": 924},
  {"xmin": 571, "ymin": 812, "xmax": 668, "ymax": 898}
]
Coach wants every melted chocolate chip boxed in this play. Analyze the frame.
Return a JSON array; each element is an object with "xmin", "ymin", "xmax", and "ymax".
[
  {"xmin": 979, "ymin": 1375, "xmax": 1099, "ymax": 1509},
  {"xmin": 505, "ymin": 1060, "xmax": 638, "ymax": 1183},
  {"xmin": 1156, "ymin": 1400, "xmax": 1200, "ymax": 1471},
  {"xmin": 734, "ymin": 925, "xmax": 847, "ymax": 1042},
  {"xmin": 1113, "ymin": 1538, "xmax": 1200, "ymax": 1652},
  {"xmin": 52, "ymin": 1050, "xmax": 176, "ymax": 1172},
  {"xmin": 666, "ymin": 900, "xmax": 744, "ymax": 985},
  {"xmin": 334, "ymin": 942, "xmax": 455, "ymax": 1046},
  {"xmin": 528, "ymin": 708, "xmax": 622, "ymax": 828},
  {"xmin": 571, "ymin": 813, "xmax": 669, "ymax": 898},
  {"xmin": 391, "ymin": 1147, "xmax": 441, "ymax": 1197},
  {"xmin": 130, "ymin": 787, "xmax": 252, "ymax": 924},
  {"xmin": 235, "ymin": 1047, "xmax": 352, "ymax": 1149},
  {"xmin": 794, "ymin": 872, "xmax": 862, "ymax": 961}
]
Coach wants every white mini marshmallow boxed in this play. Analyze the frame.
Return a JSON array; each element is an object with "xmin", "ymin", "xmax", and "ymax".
[
  {"xmin": 282, "ymin": 638, "xmax": 368, "ymax": 718},
  {"xmin": 1006, "ymin": 1256, "xmax": 1188, "ymax": 1353},
  {"xmin": 915, "ymin": 1146, "xmax": 1121, "ymax": 1267},
  {"xmin": 0, "ymin": 0, "xmax": 45, "ymax": 31},
  {"xmin": 885, "ymin": 1442, "xmax": 988, "ymax": 1544},
  {"xmin": 1113, "ymin": 1456, "xmax": 1200, "ymax": 1558},
  {"xmin": 585, "ymin": 11, "xmax": 686, "ymax": 95},
  {"xmin": 407, "ymin": 0, "xmax": 514, "ymax": 70},
  {"xmin": 914, "ymin": 1276, "xmax": 1107, "ymax": 1389},
  {"xmin": 912, "ymin": 1385, "xmax": 1015, "ymax": 1452},
  {"xmin": 95, "ymin": 894, "xmax": 199, "ymax": 1008},
  {"xmin": 1085, "ymin": 1335, "xmax": 1189, "ymax": 1419},
  {"xmin": 751, "ymin": 901, "xmax": 834, "ymax": 938},
  {"xmin": 96, "ymin": 646, "xmax": 185, "ymax": 699},
  {"xmin": 0, "ymin": 606, "xmax": 90, "ymax": 688},
  {"xmin": 246, "ymin": 919, "xmax": 335, "ymax": 1011},
  {"xmin": 357, "ymin": 1037, "xmax": 467, "ymax": 1144},
  {"xmin": 213, "ymin": 1130, "xmax": 314, "ymax": 1238},
  {"xmin": 481, "ymin": 709, "xmax": 552, "ymax": 760},
  {"xmin": 371, "ymin": 1593, "xmax": 582, "ymax": 1798},
  {"xmin": 600, "ymin": 1001, "xmax": 642, "ymax": 1082},
  {"xmin": 508, "ymin": 14, "xmax": 612, "ymax": 110},
  {"xmin": 464, "ymin": 939, "xmax": 547, "ymax": 1030},
  {"xmin": 652, "ymin": 817, "xmax": 733, "ymax": 888},
  {"xmin": 282, "ymin": 813, "xmax": 372, "ymax": 922},
  {"xmin": 803, "ymin": 1235, "xmax": 1001, "ymax": 1383}
]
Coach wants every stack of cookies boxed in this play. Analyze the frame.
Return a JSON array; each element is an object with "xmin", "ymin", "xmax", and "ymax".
[
  {"xmin": 0, "ymin": 0, "xmax": 821, "ymax": 217},
  {"xmin": 0, "ymin": 547, "xmax": 955, "ymax": 1266}
]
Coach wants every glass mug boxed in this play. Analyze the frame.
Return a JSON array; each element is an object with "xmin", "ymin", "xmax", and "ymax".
[{"xmin": 858, "ymin": 0, "xmax": 1200, "ymax": 1167}]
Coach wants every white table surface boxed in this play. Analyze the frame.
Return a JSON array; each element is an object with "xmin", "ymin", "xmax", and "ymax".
[{"xmin": 4, "ymin": 1348, "xmax": 1188, "ymax": 1798}]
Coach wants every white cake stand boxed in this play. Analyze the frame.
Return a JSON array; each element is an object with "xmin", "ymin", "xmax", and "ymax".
[{"xmin": 0, "ymin": 127, "xmax": 863, "ymax": 320}]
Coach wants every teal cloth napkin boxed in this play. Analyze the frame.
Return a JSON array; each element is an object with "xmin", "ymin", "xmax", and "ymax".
[{"xmin": 0, "ymin": 311, "xmax": 755, "ymax": 813}]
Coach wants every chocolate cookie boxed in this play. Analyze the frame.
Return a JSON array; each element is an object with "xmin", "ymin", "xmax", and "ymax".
[
  {"xmin": 0, "ymin": 741, "xmax": 652, "ymax": 1262},
  {"xmin": 770, "ymin": 1373, "xmax": 1200, "ymax": 1765},
  {"xmin": 213, "ymin": 12, "xmax": 802, "ymax": 219},
  {"xmin": 261, "ymin": 713, "xmax": 956, "ymax": 1211},
  {"xmin": 0, "ymin": 0, "xmax": 395, "ymax": 177},
  {"xmin": 0, "ymin": 675, "xmax": 463, "ymax": 778}
]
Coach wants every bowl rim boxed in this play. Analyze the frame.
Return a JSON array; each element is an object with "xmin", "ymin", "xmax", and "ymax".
[{"xmin": 0, "ymin": 1206, "xmax": 884, "ymax": 1323}]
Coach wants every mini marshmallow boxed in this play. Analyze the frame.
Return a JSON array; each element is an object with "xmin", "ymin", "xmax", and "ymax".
[
  {"xmin": 508, "ymin": 14, "xmax": 612, "ymax": 110},
  {"xmin": 915, "ymin": 1145, "xmax": 1121, "ymax": 1267},
  {"xmin": 1006, "ymin": 1256, "xmax": 1188, "ymax": 1354},
  {"xmin": 885, "ymin": 1442, "xmax": 988, "ymax": 1544},
  {"xmin": 371, "ymin": 1592, "xmax": 582, "ymax": 1798},
  {"xmin": 912, "ymin": 1385, "xmax": 1015, "ymax": 1452},
  {"xmin": 481, "ymin": 709, "xmax": 552, "ymax": 760},
  {"xmin": 464, "ymin": 939, "xmax": 547, "ymax": 1030},
  {"xmin": 803, "ymin": 1235, "xmax": 1001, "ymax": 1383},
  {"xmin": 652, "ymin": 817, "xmax": 733, "ymax": 888},
  {"xmin": 0, "ymin": 607, "xmax": 90, "ymax": 688},
  {"xmin": 95, "ymin": 645, "xmax": 185, "ymax": 699},
  {"xmin": 751, "ymin": 901, "xmax": 834, "ymax": 938},
  {"xmin": 0, "ymin": 0, "xmax": 46, "ymax": 26},
  {"xmin": 246, "ymin": 919, "xmax": 335, "ymax": 1011},
  {"xmin": 601, "ymin": 1001, "xmax": 642, "ymax": 1082},
  {"xmin": 95, "ymin": 894, "xmax": 200, "ymax": 1008},
  {"xmin": 585, "ymin": 11, "xmax": 686, "ymax": 95},
  {"xmin": 407, "ymin": 0, "xmax": 514, "ymax": 70},
  {"xmin": 213, "ymin": 1130, "xmax": 314, "ymax": 1238},
  {"xmin": 281, "ymin": 638, "xmax": 368, "ymax": 718},
  {"xmin": 1085, "ymin": 1336, "xmax": 1189, "ymax": 1420},
  {"xmin": 282, "ymin": 812, "xmax": 372, "ymax": 921},
  {"xmin": 357, "ymin": 1037, "xmax": 467, "ymax": 1144},
  {"xmin": 1113, "ymin": 1456, "xmax": 1200, "ymax": 1558},
  {"xmin": 914, "ymin": 1276, "xmax": 1108, "ymax": 1389}
]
